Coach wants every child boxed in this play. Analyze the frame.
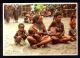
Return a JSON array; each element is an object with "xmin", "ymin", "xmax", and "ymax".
[
  {"xmin": 29, "ymin": 13, "xmax": 34, "ymax": 23},
  {"xmin": 69, "ymin": 21, "xmax": 76, "ymax": 41},
  {"xmin": 47, "ymin": 10, "xmax": 51, "ymax": 17},
  {"xmin": 47, "ymin": 21, "xmax": 57, "ymax": 36},
  {"xmin": 14, "ymin": 23, "xmax": 27, "ymax": 45},
  {"xmin": 24, "ymin": 14, "xmax": 29, "ymax": 23},
  {"xmin": 70, "ymin": 15, "xmax": 76, "ymax": 22}
]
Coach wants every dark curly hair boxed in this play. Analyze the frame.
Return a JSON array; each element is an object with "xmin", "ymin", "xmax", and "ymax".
[
  {"xmin": 53, "ymin": 11, "xmax": 62, "ymax": 20},
  {"xmin": 18, "ymin": 23, "xmax": 24, "ymax": 28}
]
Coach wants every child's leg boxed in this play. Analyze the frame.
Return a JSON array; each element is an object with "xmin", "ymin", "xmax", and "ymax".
[
  {"xmin": 27, "ymin": 36, "xmax": 38, "ymax": 46},
  {"xmin": 15, "ymin": 36, "xmax": 22, "ymax": 44},
  {"xmin": 33, "ymin": 34, "xmax": 41, "ymax": 42},
  {"xmin": 14, "ymin": 39, "xmax": 17, "ymax": 44}
]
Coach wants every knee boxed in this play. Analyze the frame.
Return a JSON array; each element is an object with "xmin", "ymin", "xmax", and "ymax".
[
  {"xmin": 67, "ymin": 36, "xmax": 72, "ymax": 40},
  {"xmin": 27, "ymin": 36, "xmax": 36, "ymax": 41},
  {"xmin": 46, "ymin": 37, "xmax": 52, "ymax": 42},
  {"xmin": 34, "ymin": 34, "xmax": 40, "ymax": 37},
  {"xmin": 51, "ymin": 36, "xmax": 59, "ymax": 41},
  {"xmin": 27, "ymin": 36, "xmax": 33, "ymax": 40}
]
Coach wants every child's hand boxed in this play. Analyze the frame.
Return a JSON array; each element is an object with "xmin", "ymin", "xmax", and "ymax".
[{"xmin": 17, "ymin": 36, "xmax": 22, "ymax": 39}]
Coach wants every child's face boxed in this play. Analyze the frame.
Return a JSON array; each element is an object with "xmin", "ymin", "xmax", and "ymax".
[
  {"xmin": 19, "ymin": 25, "xmax": 24, "ymax": 31},
  {"xmin": 71, "ymin": 24, "xmax": 76, "ymax": 29}
]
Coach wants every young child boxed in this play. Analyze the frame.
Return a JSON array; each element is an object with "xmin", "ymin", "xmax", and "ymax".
[
  {"xmin": 69, "ymin": 20, "xmax": 76, "ymax": 41},
  {"xmin": 29, "ymin": 13, "xmax": 34, "ymax": 23},
  {"xmin": 24, "ymin": 14, "xmax": 29, "ymax": 23},
  {"xmin": 14, "ymin": 23, "xmax": 27, "ymax": 45},
  {"xmin": 47, "ymin": 10, "xmax": 51, "ymax": 17},
  {"xmin": 47, "ymin": 21, "xmax": 57, "ymax": 36},
  {"xmin": 70, "ymin": 15, "xmax": 76, "ymax": 22}
]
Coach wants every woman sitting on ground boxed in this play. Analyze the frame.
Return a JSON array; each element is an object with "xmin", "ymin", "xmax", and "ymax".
[
  {"xmin": 48, "ymin": 12, "xmax": 71, "ymax": 44},
  {"xmin": 27, "ymin": 15, "xmax": 52, "ymax": 49}
]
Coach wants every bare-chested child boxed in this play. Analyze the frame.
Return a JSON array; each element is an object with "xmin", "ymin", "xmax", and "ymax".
[
  {"xmin": 14, "ymin": 23, "xmax": 27, "ymax": 45},
  {"xmin": 48, "ymin": 12, "xmax": 71, "ymax": 44},
  {"xmin": 47, "ymin": 21, "xmax": 57, "ymax": 36},
  {"xmin": 29, "ymin": 13, "xmax": 34, "ymax": 23},
  {"xmin": 27, "ymin": 15, "xmax": 52, "ymax": 49},
  {"xmin": 69, "ymin": 20, "xmax": 76, "ymax": 41}
]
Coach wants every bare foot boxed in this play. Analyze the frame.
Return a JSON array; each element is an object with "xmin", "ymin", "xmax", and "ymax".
[
  {"xmin": 70, "ymin": 38, "xmax": 75, "ymax": 42},
  {"xmin": 16, "ymin": 44, "xmax": 23, "ymax": 46},
  {"xmin": 32, "ymin": 44, "xmax": 37, "ymax": 49},
  {"xmin": 42, "ymin": 44, "xmax": 50, "ymax": 48}
]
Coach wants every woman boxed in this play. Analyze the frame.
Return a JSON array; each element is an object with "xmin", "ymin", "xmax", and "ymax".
[
  {"xmin": 13, "ymin": 7, "xmax": 18, "ymax": 23},
  {"xmin": 4, "ymin": 5, "xmax": 10, "ymax": 23},
  {"xmin": 48, "ymin": 12, "xmax": 71, "ymax": 44},
  {"xmin": 27, "ymin": 15, "xmax": 52, "ymax": 49}
]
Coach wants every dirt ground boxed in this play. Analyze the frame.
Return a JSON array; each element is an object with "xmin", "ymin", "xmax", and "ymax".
[{"xmin": 3, "ymin": 17, "xmax": 77, "ymax": 56}]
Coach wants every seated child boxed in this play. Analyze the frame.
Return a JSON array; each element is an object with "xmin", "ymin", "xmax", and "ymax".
[
  {"xmin": 69, "ymin": 20, "xmax": 76, "ymax": 41},
  {"xmin": 24, "ymin": 14, "xmax": 29, "ymax": 23},
  {"xmin": 70, "ymin": 15, "xmax": 76, "ymax": 23},
  {"xmin": 29, "ymin": 13, "xmax": 34, "ymax": 23},
  {"xmin": 47, "ymin": 21, "xmax": 57, "ymax": 36},
  {"xmin": 14, "ymin": 23, "xmax": 27, "ymax": 45}
]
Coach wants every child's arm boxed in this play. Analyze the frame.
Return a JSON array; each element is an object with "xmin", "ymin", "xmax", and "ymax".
[
  {"xmin": 48, "ymin": 27, "xmax": 57, "ymax": 36},
  {"xmin": 14, "ymin": 32, "xmax": 18, "ymax": 39},
  {"xmin": 24, "ymin": 30, "xmax": 27, "ymax": 36}
]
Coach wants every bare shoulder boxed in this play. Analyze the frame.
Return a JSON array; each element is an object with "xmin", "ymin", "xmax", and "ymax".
[{"xmin": 29, "ymin": 24, "xmax": 35, "ymax": 30}]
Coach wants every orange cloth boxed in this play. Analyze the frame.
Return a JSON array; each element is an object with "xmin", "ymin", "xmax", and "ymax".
[{"xmin": 69, "ymin": 20, "xmax": 76, "ymax": 25}]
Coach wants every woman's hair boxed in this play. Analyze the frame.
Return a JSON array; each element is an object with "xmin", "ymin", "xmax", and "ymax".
[
  {"xmin": 50, "ymin": 20, "xmax": 57, "ymax": 27},
  {"xmin": 53, "ymin": 11, "xmax": 62, "ymax": 20},
  {"xmin": 32, "ymin": 15, "xmax": 40, "ymax": 24},
  {"xmin": 18, "ymin": 23, "xmax": 24, "ymax": 28}
]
